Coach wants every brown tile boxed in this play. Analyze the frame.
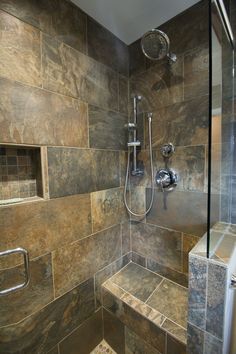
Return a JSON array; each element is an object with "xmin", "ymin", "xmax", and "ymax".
[
  {"xmin": 102, "ymin": 289, "xmax": 166, "ymax": 353},
  {"xmin": 0, "ymin": 10, "xmax": 41, "ymax": 87},
  {"xmin": 91, "ymin": 188, "xmax": 127, "ymax": 233},
  {"xmin": 59, "ymin": 309, "xmax": 103, "ymax": 354},
  {"xmin": 0, "ymin": 194, "xmax": 92, "ymax": 268},
  {"xmin": 87, "ymin": 17, "xmax": 129, "ymax": 76},
  {"xmin": 42, "ymin": 33, "xmax": 118, "ymax": 111},
  {"xmin": 47, "ymin": 345, "xmax": 59, "ymax": 354},
  {"xmin": 0, "ymin": 278, "xmax": 95, "ymax": 354},
  {"xmin": 47, "ymin": 148, "xmax": 120, "ymax": 198},
  {"xmin": 146, "ymin": 189, "xmax": 209, "ymax": 237},
  {"xmin": 162, "ymin": 319, "xmax": 187, "ymax": 344},
  {"xmin": 131, "ymin": 222, "xmax": 182, "ymax": 272},
  {"xmin": 103, "ymin": 309, "xmax": 125, "ymax": 354},
  {"xmin": 182, "ymin": 234, "xmax": 200, "ymax": 273},
  {"xmin": 121, "ymin": 222, "xmax": 131, "ymax": 255},
  {"xmin": 111, "ymin": 263, "xmax": 162, "ymax": 302},
  {"xmin": 0, "ymin": 78, "xmax": 88, "ymax": 147},
  {"xmin": 166, "ymin": 334, "xmax": 186, "ymax": 354},
  {"xmin": 0, "ymin": 0, "xmax": 87, "ymax": 53},
  {"xmin": 147, "ymin": 279, "xmax": 188, "ymax": 328},
  {"xmin": 53, "ymin": 224, "xmax": 122, "ymax": 297},
  {"xmin": 129, "ymin": 39, "xmax": 146, "ymax": 77},
  {"xmin": 125, "ymin": 327, "xmax": 161, "ymax": 354},
  {"xmin": 89, "ymin": 105, "xmax": 127, "ymax": 150},
  {"xmin": 0, "ymin": 253, "xmax": 53, "ymax": 327},
  {"xmin": 131, "ymin": 252, "xmax": 146, "ymax": 267}
]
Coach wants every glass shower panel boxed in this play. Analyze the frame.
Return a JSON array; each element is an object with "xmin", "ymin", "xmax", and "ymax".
[{"xmin": 209, "ymin": 0, "xmax": 234, "ymax": 255}]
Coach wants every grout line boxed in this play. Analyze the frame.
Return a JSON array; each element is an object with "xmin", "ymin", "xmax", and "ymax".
[
  {"xmin": 51, "ymin": 252, "xmax": 56, "ymax": 300},
  {"xmin": 145, "ymin": 278, "xmax": 165, "ymax": 304}
]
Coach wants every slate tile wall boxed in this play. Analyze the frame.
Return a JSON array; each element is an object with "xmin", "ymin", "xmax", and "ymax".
[{"xmin": 0, "ymin": 0, "xmax": 130, "ymax": 351}]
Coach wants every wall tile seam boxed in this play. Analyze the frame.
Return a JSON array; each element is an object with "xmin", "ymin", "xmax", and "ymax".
[
  {"xmin": 131, "ymin": 251, "xmax": 188, "ymax": 281},
  {"xmin": 0, "ymin": 276, "xmax": 95, "ymax": 330},
  {"xmin": 0, "ymin": 7, "xmax": 129, "ymax": 79},
  {"xmin": 134, "ymin": 220, "xmax": 188, "ymax": 237}
]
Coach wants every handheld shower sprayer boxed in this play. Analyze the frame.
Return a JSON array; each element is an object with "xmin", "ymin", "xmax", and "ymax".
[{"xmin": 124, "ymin": 96, "xmax": 154, "ymax": 217}]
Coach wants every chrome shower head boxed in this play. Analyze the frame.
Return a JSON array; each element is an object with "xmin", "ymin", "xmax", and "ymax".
[{"xmin": 141, "ymin": 29, "xmax": 177, "ymax": 64}]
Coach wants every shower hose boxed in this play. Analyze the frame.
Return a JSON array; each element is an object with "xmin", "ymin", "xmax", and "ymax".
[{"xmin": 124, "ymin": 114, "xmax": 154, "ymax": 217}]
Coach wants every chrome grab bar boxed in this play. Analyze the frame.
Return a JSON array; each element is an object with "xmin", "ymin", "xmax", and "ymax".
[{"xmin": 0, "ymin": 248, "xmax": 30, "ymax": 296}]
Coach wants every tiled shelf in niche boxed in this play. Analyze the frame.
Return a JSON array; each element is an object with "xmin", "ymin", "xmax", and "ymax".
[{"xmin": 0, "ymin": 145, "xmax": 43, "ymax": 205}]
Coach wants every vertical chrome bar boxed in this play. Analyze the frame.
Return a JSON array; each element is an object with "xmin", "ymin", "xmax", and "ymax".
[{"xmin": 132, "ymin": 95, "xmax": 141, "ymax": 172}]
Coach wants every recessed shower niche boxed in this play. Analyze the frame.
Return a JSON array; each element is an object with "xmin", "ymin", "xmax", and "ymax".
[{"xmin": 0, "ymin": 145, "xmax": 43, "ymax": 205}]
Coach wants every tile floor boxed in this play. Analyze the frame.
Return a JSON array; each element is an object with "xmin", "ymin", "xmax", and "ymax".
[{"xmin": 90, "ymin": 340, "xmax": 117, "ymax": 354}]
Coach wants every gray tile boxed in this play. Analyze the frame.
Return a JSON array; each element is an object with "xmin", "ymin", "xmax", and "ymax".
[
  {"xmin": 204, "ymin": 332, "xmax": 223, "ymax": 354},
  {"xmin": 89, "ymin": 105, "xmax": 127, "ymax": 150},
  {"xmin": 118, "ymin": 76, "xmax": 129, "ymax": 115},
  {"xmin": 132, "ymin": 252, "xmax": 146, "ymax": 267},
  {"xmin": 147, "ymin": 279, "xmax": 188, "ymax": 328},
  {"xmin": 111, "ymin": 263, "xmax": 162, "ymax": 302},
  {"xmin": 0, "ymin": 78, "xmax": 88, "ymax": 147},
  {"xmin": 188, "ymin": 255, "xmax": 207, "ymax": 330},
  {"xmin": 206, "ymin": 262, "xmax": 227, "ymax": 339},
  {"xmin": 187, "ymin": 323, "xmax": 204, "ymax": 354},
  {"xmin": 162, "ymin": 319, "xmax": 187, "ymax": 345},
  {"xmin": 47, "ymin": 148, "xmax": 120, "ymax": 198},
  {"xmin": 121, "ymin": 222, "xmax": 131, "ymax": 255},
  {"xmin": 131, "ymin": 222, "xmax": 182, "ymax": 271},
  {"xmin": 0, "ymin": 278, "xmax": 95, "ymax": 354},
  {"xmin": 59, "ymin": 310, "xmax": 103, "ymax": 354}
]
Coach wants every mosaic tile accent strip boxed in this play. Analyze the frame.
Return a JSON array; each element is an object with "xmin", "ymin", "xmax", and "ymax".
[
  {"xmin": 0, "ymin": 146, "xmax": 41, "ymax": 202},
  {"xmin": 90, "ymin": 340, "xmax": 117, "ymax": 354}
]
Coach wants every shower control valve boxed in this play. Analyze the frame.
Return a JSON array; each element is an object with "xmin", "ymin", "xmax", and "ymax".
[
  {"xmin": 161, "ymin": 143, "xmax": 175, "ymax": 158},
  {"xmin": 156, "ymin": 169, "xmax": 178, "ymax": 191}
]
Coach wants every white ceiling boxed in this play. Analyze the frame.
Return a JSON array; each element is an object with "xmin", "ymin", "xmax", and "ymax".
[{"xmin": 72, "ymin": 0, "xmax": 200, "ymax": 44}]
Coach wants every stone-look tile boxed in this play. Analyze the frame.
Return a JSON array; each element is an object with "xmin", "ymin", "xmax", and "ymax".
[
  {"xmin": 47, "ymin": 345, "xmax": 59, "ymax": 354},
  {"xmin": 0, "ymin": 10, "xmax": 41, "ymax": 87},
  {"xmin": 214, "ymin": 234, "xmax": 236, "ymax": 264},
  {"xmin": 91, "ymin": 188, "xmax": 127, "ymax": 233},
  {"xmin": 87, "ymin": 17, "xmax": 129, "ymax": 77},
  {"xmin": 0, "ymin": 254, "xmax": 53, "ymax": 327},
  {"xmin": 47, "ymin": 147, "xmax": 120, "ymax": 198},
  {"xmin": 0, "ymin": 278, "xmax": 95, "ymax": 354},
  {"xmin": 131, "ymin": 222, "xmax": 182, "ymax": 271},
  {"xmin": 160, "ymin": 1, "xmax": 208, "ymax": 56},
  {"xmin": 0, "ymin": 78, "xmax": 88, "ymax": 147},
  {"xmin": 188, "ymin": 255, "xmax": 207, "ymax": 330},
  {"xmin": 146, "ymin": 96, "xmax": 208, "ymax": 148},
  {"xmin": 102, "ymin": 289, "xmax": 166, "ymax": 353},
  {"xmin": 146, "ymin": 189, "xmax": 211, "ymax": 237},
  {"xmin": 121, "ymin": 293, "xmax": 165, "ymax": 327},
  {"xmin": 125, "ymin": 327, "xmax": 161, "ymax": 354},
  {"xmin": 206, "ymin": 262, "xmax": 227, "ymax": 339},
  {"xmin": 59, "ymin": 309, "xmax": 103, "ymax": 354},
  {"xmin": 129, "ymin": 186, "xmax": 146, "ymax": 222},
  {"xmin": 119, "ymin": 151, "xmax": 127, "ymax": 187},
  {"xmin": 187, "ymin": 323, "xmax": 204, "ymax": 354},
  {"xmin": 147, "ymin": 258, "xmax": 188, "ymax": 288},
  {"xmin": 42, "ymin": 33, "xmax": 119, "ymax": 111},
  {"xmin": 147, "ymin": 279, "xmax": 188, "ymax": 328},
  {"xmin": 0, "ymin": 0, "xmax": 87, "ymax": 52},
  {"xmin": 162, "ymin": 319, "xmax": 187, "ymax": 345},
  {"xmin": 204, "ymin": 332, "xmax": 223, "ymax": 354},
  {"xmin": 103, "ymin": 280, "xmax": 127, "ymax": 302},
  {"xmin": 103, "ymin": 309, "xmax": 125, "ymax": 354},
  {"xmin": 166, "ymin": 335, "xmax": 186, "ymax": 354},
  {"xmin": 53, "ymin": 224, "xmax": 122, "ymax": 297},
  {"xmin": 121, "ymin": 222, "xmax": 131, "ymax": 255},
  {"xmin": 183, "ymin": 234, "xmax": 200, "ymax": 273},
  {"xmin": 130, "ymin": 57, "xmax": 184, "ymax": 112},
  {"xmin": 129, "ymin": 39, "xmax": 146, "ymax": 77},
  {"xmin": 132, "ymin": 252, "xmax": 146, "ymax": 267},
  {"xmin": 111, "ymin": 263, "xmax": 162, "ymax": 302},
  {"xmin": 0, "ymin": 194, "xmax": 91, "ymax": 268},
  {"xmin": 89, "ymin": 105, "xmax": 127, "ymax": 150},
  {"xmin": 95, "ymin": 255, "xmax": 130, "ymax": 308},
  {"xmin": 118, "ymin": 76, "xmax": 129, "ymax": 115}
]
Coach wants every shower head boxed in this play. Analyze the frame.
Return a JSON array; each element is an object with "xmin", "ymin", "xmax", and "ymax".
[{"xmin": 141, "ymin": 29, "xmax": 177, "ymax": 64}]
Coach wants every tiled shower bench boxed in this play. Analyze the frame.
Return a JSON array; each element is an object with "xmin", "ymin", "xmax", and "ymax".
[{"xmin": 101, "ymin": 262, "xmax": 188, "ymax": 354}]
